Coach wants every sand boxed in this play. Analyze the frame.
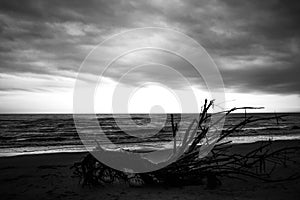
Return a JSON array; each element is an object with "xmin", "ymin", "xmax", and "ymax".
[{"xmin": 1, "ymin": 140, "xmax": 300, "ymax": 200}]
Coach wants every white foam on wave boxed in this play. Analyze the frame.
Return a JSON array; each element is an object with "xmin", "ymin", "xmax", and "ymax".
[{"xmin": 1, "ymin": 134, "xmax": 300, "ymax": 157}]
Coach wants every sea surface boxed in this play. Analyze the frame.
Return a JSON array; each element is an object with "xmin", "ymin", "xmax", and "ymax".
[{"xmin": 0, "ymin": 113, "xmax": 300, "ymax": 157}]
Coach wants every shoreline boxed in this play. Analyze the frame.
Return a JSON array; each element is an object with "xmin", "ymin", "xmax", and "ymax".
[{"xmin": 1, "ymin": 136, "xmax": 300, "ymax": 158}]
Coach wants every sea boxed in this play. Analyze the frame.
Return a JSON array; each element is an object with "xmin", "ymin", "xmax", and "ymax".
[{"xmin": 0, "ymin": 113, "xmax": 300, "ymax": 157}]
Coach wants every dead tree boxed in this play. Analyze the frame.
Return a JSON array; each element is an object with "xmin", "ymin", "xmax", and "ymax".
[{"xmin": 71, "ymin": 100, "xmax": 300, "ymax": 188}]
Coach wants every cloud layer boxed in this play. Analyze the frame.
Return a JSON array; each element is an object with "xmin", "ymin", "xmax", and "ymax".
[{"xmin": 0, "ymin": 0, "xmax": 299, "ymax": 112}]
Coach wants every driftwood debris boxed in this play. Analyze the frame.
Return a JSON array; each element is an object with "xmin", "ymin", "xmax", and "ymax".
[{"xmin": 71, "ymin": 100, "xmax": 300, "ymax": 188}]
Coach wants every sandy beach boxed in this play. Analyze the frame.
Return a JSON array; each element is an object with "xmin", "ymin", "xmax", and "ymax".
[
  {"xmin": 0, "ymin": 140, "xmax": 299, "ymax": 200},
  {"xmin": 1, "ymin": 0, "xmax": 300, "ymax": 198}
]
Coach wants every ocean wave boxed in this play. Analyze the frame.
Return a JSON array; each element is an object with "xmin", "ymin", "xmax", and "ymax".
[{"xmin": 0, "ymin": 113, "xmax": 300, "ymax": 157}]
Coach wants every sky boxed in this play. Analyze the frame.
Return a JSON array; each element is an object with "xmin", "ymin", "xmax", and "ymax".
[{"xmin": 0, "ymin": 0, "xmax": 299, "ymax": 113}]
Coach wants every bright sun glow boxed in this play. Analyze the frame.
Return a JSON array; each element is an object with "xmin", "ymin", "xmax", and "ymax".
[{"xmin": 127, "ymin": 83, "xmax": 182, "ymax": 113}]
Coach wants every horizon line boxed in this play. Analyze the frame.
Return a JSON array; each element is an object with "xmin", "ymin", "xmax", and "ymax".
[{"xmin": 1, "ymin": 112, "xmax": 300, "ymax": 114}]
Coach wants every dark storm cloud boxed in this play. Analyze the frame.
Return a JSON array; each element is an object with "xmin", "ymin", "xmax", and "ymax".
[
  {"xmin": 0, "ymin": 0, "xmax": 299, "ymax": 95},
  {"xmin": 165, "ymin": 0, "xmax": 300, "ymax": 95},
  {"xmin": 221, "ymin": 59, "xmax": 300, "ymax": 94},
  {"xmin": 216, "ymin": 0, "xmax": 300, "ymax": 95}
]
